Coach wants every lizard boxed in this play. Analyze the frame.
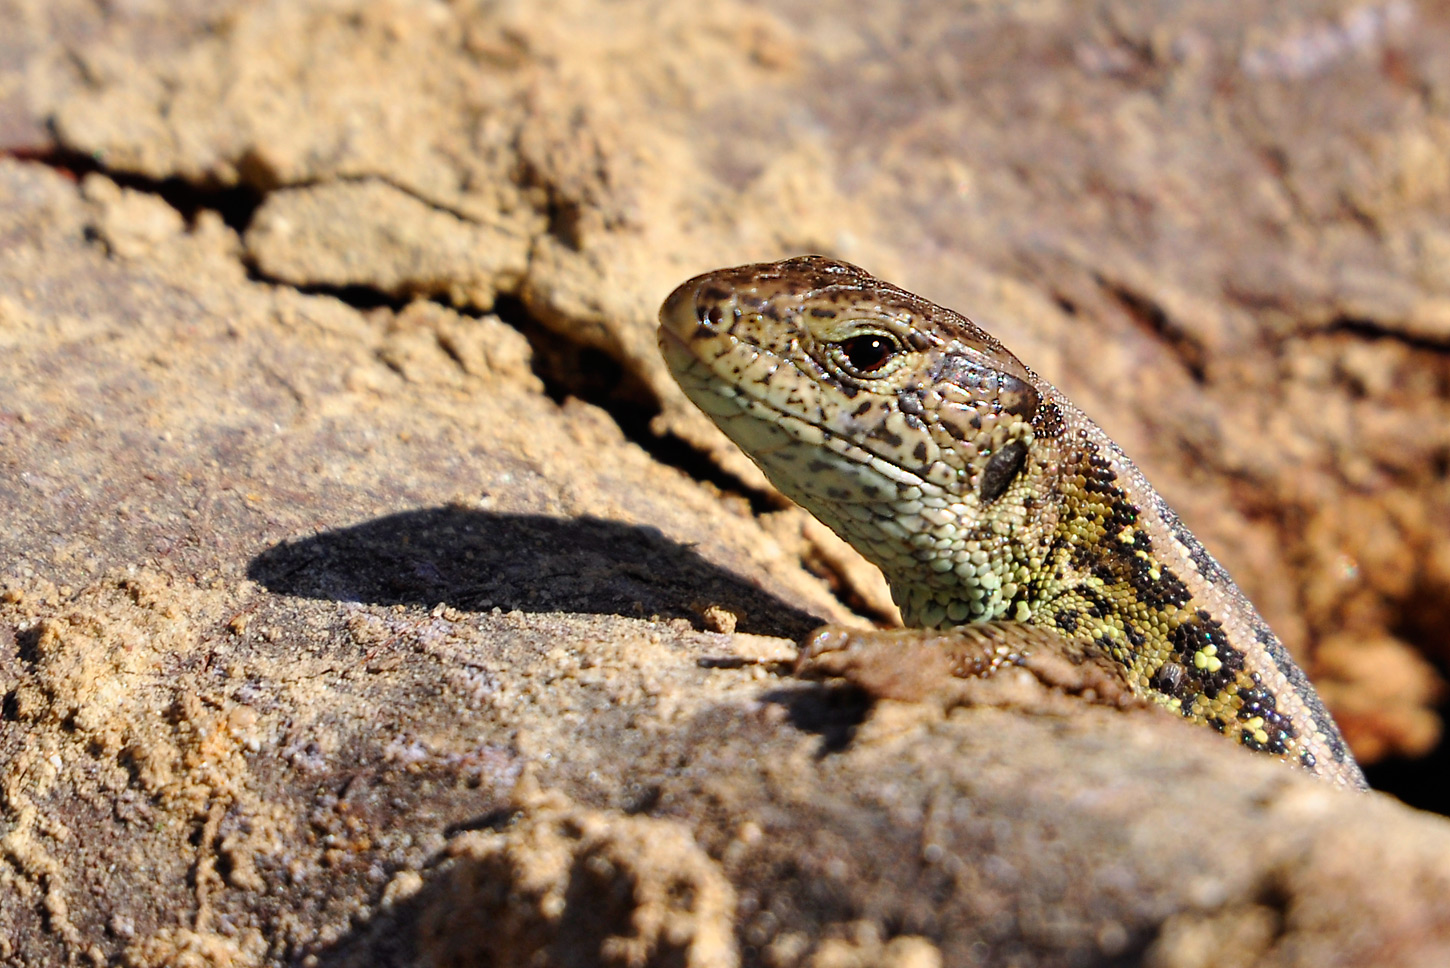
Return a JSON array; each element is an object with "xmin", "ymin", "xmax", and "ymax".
[{"xmin": 657, "ymin": 255, "xmax": 1367, "ymax": 790}]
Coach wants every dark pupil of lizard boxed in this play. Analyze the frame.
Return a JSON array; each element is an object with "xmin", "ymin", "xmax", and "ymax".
[{"xmin": 840, "ymin": 335, "xmax": 896, "ymax": 373}]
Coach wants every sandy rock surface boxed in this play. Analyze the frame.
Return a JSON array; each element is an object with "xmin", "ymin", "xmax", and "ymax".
[{"xmin": 3, "ymin": 0, "xmax": 1450, "ymax": 965}]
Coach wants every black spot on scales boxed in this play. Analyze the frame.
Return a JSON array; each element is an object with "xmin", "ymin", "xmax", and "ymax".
[
  {"xmin": 937, "ymin": 413, "xmax": 975, "ymax": 441},
  {"xmin": 869, "ymin": 426, "xmax": 904, "ymax": 448},
  {"xmin": 1138, "ymin": 564, "xmax": 1192, "ymax": 610},
  {"xmin": 1083, "ymin": 450, "xmax": 1119, "ymax": 495},
  {"xmin": 1093, "ymin": 634, "xmax": 1121, "ymax": 661},
  {"xmin": 1149, "ymin": 661, "xmax": 1189, "ymax": 699}
]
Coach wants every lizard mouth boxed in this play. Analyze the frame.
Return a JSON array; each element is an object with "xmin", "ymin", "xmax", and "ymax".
[{"xmin": 655, "ymin": 318, "xmax": 694, "ymax": 371}]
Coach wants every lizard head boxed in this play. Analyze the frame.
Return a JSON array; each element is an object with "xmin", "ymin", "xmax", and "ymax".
[{"xmin": 659, "ymin": 255, "xmax": 1058, "ymax": 625}]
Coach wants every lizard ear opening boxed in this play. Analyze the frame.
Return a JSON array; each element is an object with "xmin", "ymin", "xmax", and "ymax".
[{"xmin": 978, "ymin": 439, "xmax": 1029, "ymax": 503}]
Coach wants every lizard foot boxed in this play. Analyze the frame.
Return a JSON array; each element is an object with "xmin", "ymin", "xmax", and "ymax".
[{"xmin": 797, "ymin": 622, "xmax": 1142, "ymax": 710}]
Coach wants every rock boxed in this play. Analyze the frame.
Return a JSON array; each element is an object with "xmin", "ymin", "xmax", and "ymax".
[{"xmin": 3, "ymin": 0, "xmax": 1450, "ymax": 964}]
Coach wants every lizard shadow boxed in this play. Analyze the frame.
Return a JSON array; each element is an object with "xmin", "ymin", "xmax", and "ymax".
[
  {"xmin": 760, "ymin": 682, "xmax": 873, "ymax": 755},
  {"xmin": 246, "ymin": 506, "xmax": 824, "ymax": 639}
]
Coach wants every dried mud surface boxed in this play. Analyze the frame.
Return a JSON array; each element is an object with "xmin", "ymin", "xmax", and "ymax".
[{"xmin": 3, "ymin": 0, "xmax": 1450, "ymax": 965}]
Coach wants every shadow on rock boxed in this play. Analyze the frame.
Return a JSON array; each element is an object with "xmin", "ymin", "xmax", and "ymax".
[
  {"xmin": 759, "ymin": 683, "xmax": 872, "ymax": 756},
  {"xmin": 247, "ymin": 507, "xmax": 824, "ymax": 639}
]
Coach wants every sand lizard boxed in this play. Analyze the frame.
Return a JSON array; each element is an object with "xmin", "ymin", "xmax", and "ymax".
[{"xmin": 659, "ymin": 255, "xmax": 1366, "ymax": 790}]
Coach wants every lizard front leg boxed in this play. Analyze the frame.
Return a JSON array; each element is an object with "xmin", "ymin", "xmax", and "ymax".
[{"xmin": 797, "ymin": 621, "xmax": 1141, "ymax": 712}]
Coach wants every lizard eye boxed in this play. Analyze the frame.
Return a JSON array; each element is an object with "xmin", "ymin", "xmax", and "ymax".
[{"xmin": 833, "ymin": 332, "xmax": 904, "ymax": 377}]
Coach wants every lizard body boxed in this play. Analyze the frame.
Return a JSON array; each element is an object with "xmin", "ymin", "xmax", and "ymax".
[{"xmin": 659, "ymin": 255, "xmax": 1366, "ymax": 790}]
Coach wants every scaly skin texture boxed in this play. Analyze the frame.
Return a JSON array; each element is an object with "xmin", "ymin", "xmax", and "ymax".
[{"xmin": 659, "ymin": 256, "xmax": 1367, "ymax": 790}]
